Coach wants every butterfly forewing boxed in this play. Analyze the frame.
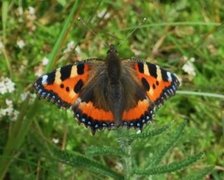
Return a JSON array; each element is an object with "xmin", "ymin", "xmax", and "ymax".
[
  {"xmin": 34, "ymin": 60, "xmax": 99, "ymax": 108},
  {"xmin": 131, "ymin": 61, "xmax": 180, "ymax": 104}
]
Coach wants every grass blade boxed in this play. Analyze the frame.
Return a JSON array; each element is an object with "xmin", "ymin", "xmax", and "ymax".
[
  {"xmin": 134, "ymin": 153, "xmax": 204, "ymax": 176},
  {"xmin": 46, "ymin": 0, "xmax": 82, "ymax": 72}
]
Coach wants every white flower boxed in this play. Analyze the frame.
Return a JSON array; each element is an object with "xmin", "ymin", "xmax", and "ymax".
[
  {"xmin": 0, "ymin": 82, "xmax": 7, "ymax": 94},
  {"xmin": 17, "ymin": 39, "xmax": 26, "ymax": 49},
  {"xmin": 97, "ymin": 10, "xmax": 106, "ymax": 18},
  {"xmin": 20, "ymin": 92, "xmax": 29, "ymax": 101},
  {"xmin": 16, "ymin": 7, "xmax": 24, "ymax": 22},
  {"xmin": 42, "ymin": 57, "xmax": 49, "ymax": 66},
  {"xmin": 2, "ymin": 107, "xmax": 13, "ymax": 116},
  {"xmin": 0, "ymin": 109, "xmax": 6, "ymax": 117},
  {"xmin": 25, "ymin": 6, "xmax": 36, "ymax": 30},
  {"xmin": 182, "ymin": 57, "xmax": 196, "ymax": 77},
  {"xmin": 189, "ymin": 57, "xmax": 195, "ymax": 62},
  {"xmin": 5, "ymin": 99, "xmax": 13, "ymax": 106},
  {"xmin": 63, "ymin": 41, "xmax": 75, "ymax": 54},
  {"xmin": 114, "ymin": 162, "xmax": 123, "ymax": 171},
  {"xmin": 11, "ymin": 110, "xmax": 19, "ymax": 121},
  {"xmin": 52, "ymin": 138, "xmax": 59, "ymax": 144},
  {"xmin": 0, "ymin": 41, "xmax": 4, "ymax": 54},
  {"xmin": 17, "ymin": 7, "xmax": 23, "ymax": 16},
  {"xmin": 34, "ymin": 65, "xmax": 44, "ymax": 77},
  {"xmin": 97, "ymin": 9, "xmax": 110, "ymax": 19},
  {"xmin": 4, "ymin": 78, "xmax": 15, "ymax": 93},
  {"xmin": 20, "ymin": 91, "xmax": 36, "ymax": 102},
  {"xmin": 75, "ymin": 46, "xmax": 81, "ymax": 54},
  {"xmin": 0, "ymin": 41, "xmax": 4, "ymax": 49},
  {"xmin": 28, "ymin": 6, "xmax": 35, "ymax": 15},
  {"xmin": 0, "ymin": 77, "xmax": 15, "ymax": 94},
  {"xmin": 136, "ymin": 129, "xmax": 141, "ymax": 134},
  {"xmin": 0, "ymin": 99, "xmax": 19, "ymax": 121}
]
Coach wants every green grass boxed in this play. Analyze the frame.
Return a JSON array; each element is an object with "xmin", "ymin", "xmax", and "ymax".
[{"xmin": 0, "ymin": 0, "xmax": 224, "ymax": 179}]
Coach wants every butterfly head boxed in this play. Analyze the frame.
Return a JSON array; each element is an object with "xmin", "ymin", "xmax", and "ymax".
[{"xmin": 107, "ymin": 44, "xmax": 118, "ymax": 55}]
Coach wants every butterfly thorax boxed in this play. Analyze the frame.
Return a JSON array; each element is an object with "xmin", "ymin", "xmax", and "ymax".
[{"xmin": 106, "ymin": 45, "xmax": 121, "ymax": 84}]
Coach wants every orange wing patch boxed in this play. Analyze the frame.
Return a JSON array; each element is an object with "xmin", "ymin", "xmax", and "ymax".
[
  {"xmin": 133, "ymin": 62, "xmax": 179, "ymax": 104},
  {"xmin": 34, "ymin": 63, "xmax": 90, "ymax": 108},
  {"xmin": 121, "ymin": 99, "xmax": 154, "ymax": 129},
  {"xmin": 122, "ymin": 99, "xmax": 150, "ymax": 121},
  {"xmin": 78, "ymin": 101, "xmax": 114, "ymax": 122},
  {"xmin": 73, "ymin": 100, "xmax": 115, "ymax": 133},
  {"xmin": 43, "ymin": 76, "xmax": 83, "ymax": 104},
  {"xmin": 137, "ymin": 71, "xmax": 171, "ymax": 101}
]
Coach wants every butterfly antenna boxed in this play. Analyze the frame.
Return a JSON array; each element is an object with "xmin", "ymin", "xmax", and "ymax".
[
  {"xmin": 117, "ymin": 17, "xmax": 148, "ymax": 48},
  {"xmin": 77, "ymin": 17, "xmax": 109, "ymax": 48}
]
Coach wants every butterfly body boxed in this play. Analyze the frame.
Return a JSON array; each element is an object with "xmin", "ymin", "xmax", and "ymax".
[{"xmin": 34, "ymin": 45, "xmax": 180, "ymax": 134}]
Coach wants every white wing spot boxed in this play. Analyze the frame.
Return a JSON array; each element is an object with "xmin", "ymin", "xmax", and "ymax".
[
  {"xmin": 81, "ymin": 118, "xmax": 85, "ymax": 122},
  {"xmin": 167, "ymin": 72, "xmax": 172, "ymax": 81},
  {"xmin": 41, "ymin": 75, "xmax": 48, "ymax": 84}
]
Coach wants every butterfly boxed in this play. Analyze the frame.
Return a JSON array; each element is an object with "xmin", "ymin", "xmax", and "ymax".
[{"xmin": 34, "ymin": 45, "xmax": 180, "ymax": 134}]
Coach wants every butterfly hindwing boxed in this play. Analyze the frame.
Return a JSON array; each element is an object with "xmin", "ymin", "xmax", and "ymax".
[
  {"xmin": 73, "ymin": 101, "xmax": 115, "ymax": 133},
  {"xmin": 72, "ymin": 66, "xmax": 116, "ymax": 133}
]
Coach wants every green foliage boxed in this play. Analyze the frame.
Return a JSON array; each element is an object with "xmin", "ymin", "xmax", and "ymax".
[
  {"xmin": 53, "ymin": 148, "xmax": 124, "ymax": 180},
  {"xmin": 46, "ymin": 0, "xmax": 81, "ymax": 72},
  {"xmin": 134, "ymin": 153, "xmax": 203, "ymax": 176},
  {"xmin": 31, "ymin": 121, "xmax": 209, "ymax": 179},
  {"xmin": 86, "ymin": 145, "xmax": 126, "ymax": 157},
  {"xmin": 182, "ymin": 166, "xmax": 214, "ymax": 180},
  {"xmin": 149, "ymin": 121, "xmax": 186, "ymax": 166},
  {"xmin": 0, "ymin": 0, "xmax": 223, "ymax": 179}
]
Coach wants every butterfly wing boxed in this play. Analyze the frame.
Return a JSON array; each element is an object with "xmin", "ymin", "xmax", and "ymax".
[
  {"xmin": 34, "ymin": 59, "xmax": 116, "ymax": 133},
  {"xmin": 120, "ymin": 60, "xmax": 180, "ymax": 129},
  {"xmin": 72, "ymin": 63, "xmax": 118, "ymax": 134},
  {"xmin": 131, "ymin": 60, "xmax": 180, "ymax": 103},
  {"xmin": 33, "ymin": 59, "xmax": 102, "ymax": 108}
]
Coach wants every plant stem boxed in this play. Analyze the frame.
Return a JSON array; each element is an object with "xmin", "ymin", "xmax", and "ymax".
[
  {"xmin": 116, "ymin": 129, "xmax": 132, "ymax": 179},
  {"xmin": 177, "ymin": 90, "xmax": 224, "ymax": 99}
]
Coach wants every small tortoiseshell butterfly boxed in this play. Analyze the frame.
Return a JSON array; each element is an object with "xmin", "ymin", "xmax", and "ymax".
[{"xmin": 34, "ymin": 45, "xmax": 180, "ymax": 134}]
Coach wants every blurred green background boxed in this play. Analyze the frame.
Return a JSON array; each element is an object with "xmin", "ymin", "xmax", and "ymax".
[{"xmin": 0, "ymin": 0, "xmax": 223, "ymax": 179}]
